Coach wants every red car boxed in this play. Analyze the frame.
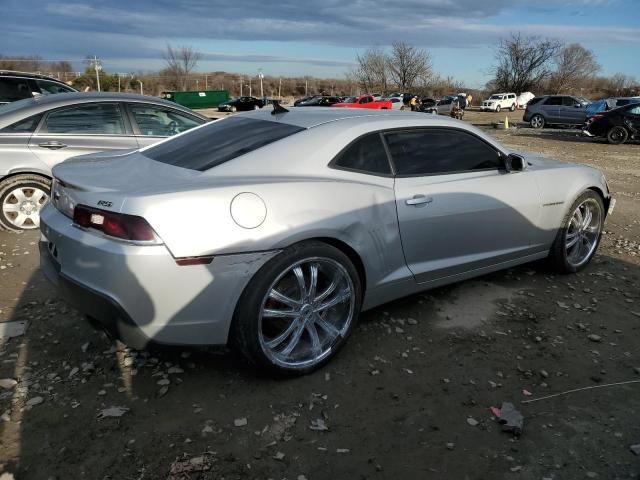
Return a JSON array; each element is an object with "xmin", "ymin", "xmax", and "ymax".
[{"xmin": 333, "ymin": 95, "xmax": 392, "ymax": 110}]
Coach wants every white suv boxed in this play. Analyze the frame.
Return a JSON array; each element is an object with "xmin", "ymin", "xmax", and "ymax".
[{"xmin": 481, "ymin": 93, "xmax": 517, "ymax": 112}]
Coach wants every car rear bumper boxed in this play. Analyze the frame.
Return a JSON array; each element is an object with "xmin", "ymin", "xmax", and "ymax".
[{"xmin": 39, "ymin": 203, "xmax": 279, "ymax": 349}]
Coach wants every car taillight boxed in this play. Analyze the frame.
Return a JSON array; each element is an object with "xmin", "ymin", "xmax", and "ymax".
[{"xmin": 73, "ymin": 205, "xmax": 160, "ymax": 243}]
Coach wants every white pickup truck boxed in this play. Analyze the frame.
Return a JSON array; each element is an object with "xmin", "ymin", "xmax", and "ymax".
[{"xmin": 481, "ymin": 93, "xmax": 517, "ymax": 112}]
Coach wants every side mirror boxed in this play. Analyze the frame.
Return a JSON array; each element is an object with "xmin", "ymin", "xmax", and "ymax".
[
  {"xmin": 504, "ymin": 153, "xmax": 527, "ymax": 172},
  {"xmin": 574, "ymin": 103, "xmax": 581, "ymax": 108}
]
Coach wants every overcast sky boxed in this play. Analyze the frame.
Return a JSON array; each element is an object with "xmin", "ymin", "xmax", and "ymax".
[{"xmin": 2, "ymin": 0, "xmax": 639, "ymax": 88}]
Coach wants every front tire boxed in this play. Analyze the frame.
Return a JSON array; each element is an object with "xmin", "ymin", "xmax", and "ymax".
[
  {"xmin": 548, "ymin": 190, "xmax": 604, "ymax": 273},
  {"xmin": 0, "ymin": 174, "xmax": 51, "ymax": 232},
  {"xmin": 510, "ymin": 104, "xmax": 516, "ymax": 112},
  {"xmin": 496, "ymin": 105, "xmax": 501, "ymax": 113},
  {"xmin": 231, "ymin": 106, "xmax": 237, "ymax": 113},
  {"xmin": 607, "ymin": 126, "xmax": 628, "ymax": 145},
  {"xmin": 232, "ymin": 241, "xmax": 362, "ymax": 376}
]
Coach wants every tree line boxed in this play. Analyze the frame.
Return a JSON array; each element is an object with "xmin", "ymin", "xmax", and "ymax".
[{"xmin": 1, "ymin": 34, "xmax": 637, "ymax": 100}]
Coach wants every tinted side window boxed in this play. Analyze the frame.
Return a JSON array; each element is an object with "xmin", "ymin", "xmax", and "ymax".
[
  {"xmin": 629, "ymin": 106, "xmax": 640, "ymax": 115},
  {"xmin": 385, "ymin": 129, "xmax": 502, "ymax": 176},
  {"xmin": 333, "ymin": 133, "xmax": 391, "ymax": 175},
  {"xmin": 0, "ymin": 77, "xmax": 32, "ymax": 103},
  {"xmin": 142, "ymin": 117, "xmax": 304, "ymax": 171},
  {"xmin": 544, "ymin": 97, "xmax": 562, "ymax": 106},
  {"xmin": 35, "ymin": 79, "xmax": 75, "ymax": 95},
  {"xmin": 528, "ymin": 97, "xmax": 543, "ymax": 106},
  {"xmin": 45, "ymin": 104, "xmax": 125, "ymax": 134},
  {"xmin": 562, "ymin": 97, "xmax": 577, "ymax": 106},
  {"xmin": 129, "ymin": 104, "xmax": 201, "ymax": 136},
  {"xmin": 0, "ymin": 114, "xmax": 43, "ymax": 133}
]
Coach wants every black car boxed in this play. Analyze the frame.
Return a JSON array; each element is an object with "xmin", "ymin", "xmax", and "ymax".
[
  {"xmin": 217, "ymin": 96, "xmax": 264, "ymax": 112},
  {"xmin": 586, "ymin": 102, "xmax": 640, "ymax": 145},
  {"xmin": 0, "ymin": 70, "xmax": 77, "ymax": 104},
  {"xmin": 296, "ymin": 96, "xmax": 342, "ymax": 107},
  {"xmin": 294, "ymin": 95, "xmax": 321, "ymax": 106}
]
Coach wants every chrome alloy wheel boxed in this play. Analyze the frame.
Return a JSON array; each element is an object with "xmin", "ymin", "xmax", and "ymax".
[
  {"xmin": 565, "ymin": 198, "xmax": 602, "ymax": 268},
  {"xmin": 2, "ymin": 186, "xmax": 48, "ymax": 229},
  {"xmin": 258, "ymin": 257, "xmax": 356, "ymax": 369}
]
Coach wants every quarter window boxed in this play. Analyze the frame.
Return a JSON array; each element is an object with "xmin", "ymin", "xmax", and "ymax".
[
  {"xmin": 129, "ymin": 104, "xmax": 201, "ymax": 136},
  {"xmin": 385, "ymin": 129, "xmax": 502, "ymax": 176},
  {"xmin": 333, "ymin": 133, "xmax": 391, "ymax": 175},
  {"xmin": 0, "ymin": 114, "xmax": 43, "ymax": 133},
  {"xmin": 45, "ymin": 104, "xmax": 125, "ymax": 135}
]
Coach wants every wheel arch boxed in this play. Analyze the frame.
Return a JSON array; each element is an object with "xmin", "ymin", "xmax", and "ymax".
[
  {"xmin": 1, "ymin": 169, "xmax": 52, "ymax": 180},
  {"xmin": 309, "ymin": 236, "xmax": 367, "ymax": 295},
  {"xmin": 587, "ymin": 186, "xmax": 610, "ymax": 214}
]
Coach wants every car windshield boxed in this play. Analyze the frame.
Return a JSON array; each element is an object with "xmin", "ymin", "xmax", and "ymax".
[
  {"xmin": 489, "ymin": 95, "xmax": 502, "ymax": 100},
  {"xmin": 141, "ymin": 116, "xmax": 305, "ymax": 171}
]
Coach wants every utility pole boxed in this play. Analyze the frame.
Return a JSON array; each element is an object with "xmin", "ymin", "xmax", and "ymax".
[
  {"xmin": 118, "ymin": 74, "xmax": 121, "ymax": 92},
  {"xmin": 278, "ymin": 77, "xmax": 282, "ymax": 98},
  {"xmin": 137, "ymin": 79, "xmax": 143, "ymax": 95},
  {"xmin": 240, "ymin": 77, "xmax": 243, "ymax": 96},
  {"xmin": 249, "ymin": 78, "xmax": 252, "ymax": 97},
  {"xmin": 196, "ymin": 79, "xmax": 199, "ymax": 90},
  {"xmin": 93, "ymin": 55, "xmax": 101, "ymax": 92},
  {"xmin": 305, "ymin": 79, "xmax": 308, "ymax": 96},
  {"xmin": 258, "ymin": 69, "xmax": 264, "ymax": 99},
  {"xmin": 205, "ymin": 75, "xmax": 209, "ymax": 89}
]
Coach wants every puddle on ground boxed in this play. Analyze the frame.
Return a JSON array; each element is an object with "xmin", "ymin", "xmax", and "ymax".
[{"xmin": 434, "ymin": 281, "xmax": 515, "ymax": 329}]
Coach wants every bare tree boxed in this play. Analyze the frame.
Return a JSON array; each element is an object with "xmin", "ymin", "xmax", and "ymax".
[
  {"xmin": 387, "ymin": 41, "xmax": 432, "ymax": 91},
  {"xmin": 163, "ymin": 44, "xmax": 202, "ymax": 91},
  {"xmin": 550, "ymin": 43, "xmax": 600, "ymax": 93},
  {"xmin": 492, "ymin": 33, "xmax": 562, "ymax": 93},
  {"xmin": 354, "ymin": 47, "xmax": 389, "ymax": 93}
]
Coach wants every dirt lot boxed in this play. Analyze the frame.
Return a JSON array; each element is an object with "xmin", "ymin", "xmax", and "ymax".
[{"xmin": 0, "ymin": 110, "xmax": 639, "ymax": 480}]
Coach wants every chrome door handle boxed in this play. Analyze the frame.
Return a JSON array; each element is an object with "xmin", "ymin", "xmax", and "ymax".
[
  {"xmin": 406, "ymin": 195, "xmax": 433, "ymax": 206},
  {"xmin": 38, "ymin": 141, "xmax": 67, "ymax": 149}
]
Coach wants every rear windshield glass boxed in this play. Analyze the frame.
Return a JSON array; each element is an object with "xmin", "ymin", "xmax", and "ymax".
[{"xmin": 142, "ymin": 116, "xmax": 305, "ymax": 171}]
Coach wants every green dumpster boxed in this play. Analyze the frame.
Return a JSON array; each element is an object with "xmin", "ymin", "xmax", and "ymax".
[{"xmin": 161, "ymin": 90, "xmax": 229, "ymax": 109}]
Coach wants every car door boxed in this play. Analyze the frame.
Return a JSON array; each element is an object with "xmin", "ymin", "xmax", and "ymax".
[
  {"xmin": 125, "ymin": 102, "xmax": 204, "ymax": 148},
  {"xmin": 28, "ymin": 102, "xmax": 137, "ymax": 170},
  {"xmin": 558, "ymin": 96, "xmax": 585, "ymax": 124},
  {"xmin": 540, "ymin": 96, "xmax": 562, "ymax": 123},
  {"xmin": 387, "ymin": 128, "xmax": 542, "ymax": 283}
]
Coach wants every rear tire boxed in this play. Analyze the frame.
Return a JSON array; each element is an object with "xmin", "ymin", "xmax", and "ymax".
[
  {"xmin": 0, "ymin": 174, "xmax": 51, "ymax": 232},
  {"xmin": 548, "ymin": 190, "xmax": 604, "ymax": 274},
  {"xmin": 510, "ymin": 104, "xmax": 516, "ymax": 112},
  {"xmin": 530, "ymin": 114, "xmax": 545, "ymax": 129},
  {"xmin": 607, "ymin": 126, "xmax": 628, "ymax": 145},
  {"xmin": 232, "ymin": 241, "xmax": 362, "ymax": 376}
]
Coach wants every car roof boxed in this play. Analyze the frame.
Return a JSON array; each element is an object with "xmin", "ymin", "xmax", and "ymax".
[
  {"xmin": 0, "ymin": 92, "xmax": 207, "ymax": 126},
  {"xmin": 0, "ymin": 70, "xmax": 72, "ymax": 84},
  {"xmin": 234, "ymin": 106, "xmax": 464, "ymax": 129}
]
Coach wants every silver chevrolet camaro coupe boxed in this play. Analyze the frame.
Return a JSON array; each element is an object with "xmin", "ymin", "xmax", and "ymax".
[{"xmin": 39, "ymin": 107, "xmax": 613, "ymax": 375}]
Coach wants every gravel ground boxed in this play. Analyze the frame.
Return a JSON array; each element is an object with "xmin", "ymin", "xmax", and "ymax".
[{"xmin": 0, "ymin": 109, "xmax": 639, "ymax": 480}]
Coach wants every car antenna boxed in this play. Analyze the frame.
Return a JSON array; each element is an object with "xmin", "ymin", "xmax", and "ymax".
[{"xmin": 271, "ymin": 100, "xmax": 289, "ymax": 115}]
